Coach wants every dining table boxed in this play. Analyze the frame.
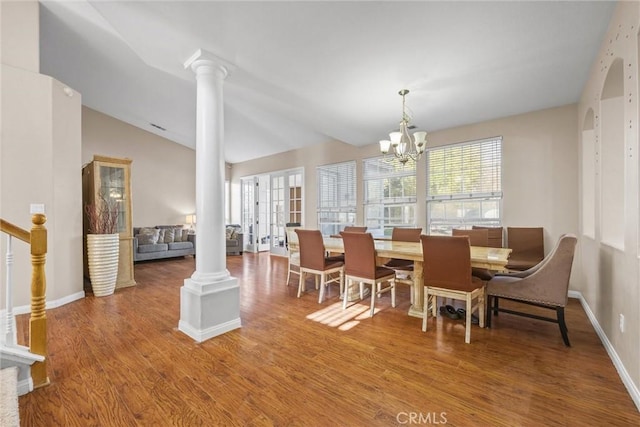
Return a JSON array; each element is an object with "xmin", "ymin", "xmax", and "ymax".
[{"xmin": 322, "ymin": 236, "xmax": 512, "ymax": 318}]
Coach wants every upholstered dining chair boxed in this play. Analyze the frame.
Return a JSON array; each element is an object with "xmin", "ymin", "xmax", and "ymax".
[
  {"xmin": 342, "ymin": 232, "xmax": 396, "ymax": 317},
  {"xmin": 472, "ymin": 225, "xmax": 504, "ymax": 248},
  {"xmin": 285, "ymin": 227, "xmax": 300, "ymax": 286},
  {"xmin": 452, "ymin": 228, "xmax": 493, "ymax": 281},
  {"xmin": 421, "ymin": 235, "xmax": 486, "ymax": 344},
  {"xmin": 295, "ymin": 229, "xmax": 344, "ymax": 303},
  {"xmin": 343, "ymin": 226, "xmax": 367, "ymax": 233},
  {"xmin": 383, "ymin": 227, "xmax": 423, "ymax": 303},
  {"xmin": 330, "ymin": 225, "xmax": 367, "ymax": 238},
  {"xmin": 505, "ymin": 227, "xmax": 544, "ymax": 271},
  {"xmin": 486, "ymin": 234, "xmax": 577, "ymax": 346}
]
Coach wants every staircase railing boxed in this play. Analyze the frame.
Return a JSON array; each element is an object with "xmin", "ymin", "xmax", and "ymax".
[{"xmin": 1, "ymin": 214, "xmax": 49, "ymax": 388}]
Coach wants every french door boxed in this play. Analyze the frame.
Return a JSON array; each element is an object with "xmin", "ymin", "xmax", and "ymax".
[
  {"xmin": 241, "ymin": 168, "xmax": 303, "ymax": 255},
  {"xmin": 241, "ymin": 175, "xmax": 271, "ymax": 253}
]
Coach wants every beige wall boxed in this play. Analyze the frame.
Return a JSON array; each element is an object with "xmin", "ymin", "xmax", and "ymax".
[
  {"xmin": 231, "ymin": 103, "xmax": 579, "ymax": 259},
  {"xmin": 578, "ymin": 1, "xmax": 640, "ymax": 400},
  {"xmin": 82, "ymin": 107, "xmax": 196, "ymax": 227},
  {"xmin": 1, "ymin": 0, "xmax": 83, "ymax": 308},
  {"xmin": 0, "ymin": 0, "xmax": 39, "ymax": 73}
]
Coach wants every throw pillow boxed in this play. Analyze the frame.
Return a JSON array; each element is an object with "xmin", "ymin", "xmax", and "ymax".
[
  {"xmin": 225, "ymin": 226, "xmax": 234, "ymax": 240},
  {"xmin": 163, "ymin": 228, "xmax": 175, "ymax": 243},
  {"xmin": 138, "ymin": 227, "xmax": 160, "ymax": 244},
  {"xmin": 181, "ymin": 229, "xmax": 190, "ymax": 242},
  {"xmin": 137, "ymin": 233, "xmax": 157, "ymax": 245},
  {"xmin": 174, "ymin": 227, "xmax": 187, "ymax": 242},
  {"xmin": 157, "ymin": 228, "xmax": 166, "ymax": 243}
]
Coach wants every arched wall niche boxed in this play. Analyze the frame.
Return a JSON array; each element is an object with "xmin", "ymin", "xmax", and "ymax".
[
  {"xmin": 602, "ymin": 57, "xmax": 624, "ymax": 100},
  {"xmin": 599, "ymin": 57, "xmax": 625, "ymax": 249},
  {"xmin": 583, "ymin": 108, "xmax": 595, "ymax": 131}
]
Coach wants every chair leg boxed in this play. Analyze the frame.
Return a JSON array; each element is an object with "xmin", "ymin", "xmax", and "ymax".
[
  {"xmin": 339, "ymin": 270, "xmax": 344, "ymax": 298},
  {"xmin": 370, "ymin": 284, "xmax": 376, "ymax": 317},
  {"xmin": 493, "ymin": 296, "xmax": 499, "ymax": 315},
  {"xmin": 359, "ymin": 282, "xmax": 364, "ymax": 300},
  {"xmin": 431, "ymin": 294, "xmax": 437, "ymax": 318},
  {"xmin": 297, "ymin": 271, "xmax": 305, "ymax": 298},
  {"xmin": 391, "ymin": 280, "xmax": 396, "ymax": 308},
  {"xmin": 557, "ymin": 307, "xmax": 571, "ymax": 347},
  {"xmin": 464, "ymin": 294, "xmax": 472, "ymax": 344},
  {"xmin": 318, "ymin": 274, "xmax": 326, "ymax": 304},
  {"xmin": 479, "ymin": 287, "xmax": 485, "ymax": 328},
  {"xmin": 286, "ymin": 266, "xmax": 291, "ymax": 286},
  {"xmin": 486, "ymin": 295, "xmax": 493, "ymax": 328},
  {"xmin": 343, "ymin": 278, "xmax": 350, "ymax": 310},
  {"xmin": 315, "ymin": 275, "xmax": 319, "ymax": 290}
]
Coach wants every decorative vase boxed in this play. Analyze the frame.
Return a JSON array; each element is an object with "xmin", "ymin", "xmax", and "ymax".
[{"xmin": 86, "ymin": 233, "xmax": 119, "ymax": 297}]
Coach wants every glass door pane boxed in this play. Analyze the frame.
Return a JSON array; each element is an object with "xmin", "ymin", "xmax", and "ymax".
[
  {"xmin": 271, "ymin": 174, "xmax": 286, "ymax": 255},
  {"xmin": 241, "ymin": 178, "xmax": 256, "ymax": 253},
  {"xmin": 257, "ymin": 175, "xmax": 271, "ymax": 252},
  {"xmin": 99, "ymin": 165, "xmax": 127, "ymax": 233}
]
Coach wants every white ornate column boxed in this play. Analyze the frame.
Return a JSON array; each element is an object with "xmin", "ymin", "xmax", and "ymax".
[{"xmin": 179, "ymin": 49, "xmax": 241, "ymax": 342}]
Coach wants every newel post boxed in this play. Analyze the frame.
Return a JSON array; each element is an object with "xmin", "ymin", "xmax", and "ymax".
[{"xmin": 29, "ymin": 213, "xmax": 49, "ymax": 388}]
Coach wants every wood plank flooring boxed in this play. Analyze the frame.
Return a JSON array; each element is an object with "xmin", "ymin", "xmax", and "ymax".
[{"xmin": 18, "ymin": 252, "xmax": 640, "ymax": 426}]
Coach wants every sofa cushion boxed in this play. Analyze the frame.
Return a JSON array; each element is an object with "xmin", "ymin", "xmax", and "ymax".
[
  {"xmin": 168, "ymin": 241, "xmax": 193, "ymax": 251},
  {"xmin": 137, "ymin": 228, "xmax": 160, "ymax": 244},
  {"xmin": 163, "ymin": 228, "xmax": 175, "ymax": 243},
  {"xmin": 176, "ymin": 228, "xmax": 188, "ymax": 242},
  {"xmin": 138, "ymin": 243, "xmax": 169, "ymax": 253}
]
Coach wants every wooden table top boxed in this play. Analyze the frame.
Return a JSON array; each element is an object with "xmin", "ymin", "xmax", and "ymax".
[{"xmin": 321, "ymin": 237, "xmax": 512, "ymax": 270}]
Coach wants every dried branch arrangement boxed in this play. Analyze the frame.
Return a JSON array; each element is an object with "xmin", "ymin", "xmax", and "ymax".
[{"xmin": 85, "ymin": 193, "xmax": 119, "ymax": 234}]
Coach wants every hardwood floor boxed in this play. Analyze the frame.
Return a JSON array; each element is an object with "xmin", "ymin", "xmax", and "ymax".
[{"xmin": 18, "ymin": 253, "xmax": 640, "ymax": 426}]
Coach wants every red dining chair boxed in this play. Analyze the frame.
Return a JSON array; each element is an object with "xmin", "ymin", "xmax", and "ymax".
[
  {"xmin": 295, "ymin": 229, "xmax": 344, "ymax": 303},
  {"xmin": 421, "ymin": 235, "xmax": 486, "ymax": 344},
  {"xmin": 505, "ymin": 227, "xmax": 544, "ymax": 271},
  {"xmin": 342, "ymin": 232, "xmax": 396, "ymax": 317},
  {"xmin": 383, "ymin": 227, "xmax": 422, "ymax": 303},
  {"xmin": 452, "ymin": 228, "xmax": 493, "ymax": 281}
]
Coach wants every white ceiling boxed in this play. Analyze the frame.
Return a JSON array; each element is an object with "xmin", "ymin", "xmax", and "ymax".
[{"xmin": 39, "ymin": 1, "xmax": 615, "ymax": 164}]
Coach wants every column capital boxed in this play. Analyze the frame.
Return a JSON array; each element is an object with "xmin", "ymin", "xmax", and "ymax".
[{"xmin": 184, "ymin": 49, "xmax": 235, "ymax": 78}]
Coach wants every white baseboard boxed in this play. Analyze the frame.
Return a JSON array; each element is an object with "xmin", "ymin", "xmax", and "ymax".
[
  {"xmin": 10, "ymin": 291, "xmax": 85, "ymax": 315},
  {"xmin": 569, "ymin": 290, "xmax": 640, "ymax": 411}
]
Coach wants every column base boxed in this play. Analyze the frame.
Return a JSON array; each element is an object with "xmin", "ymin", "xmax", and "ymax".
[{"xmin": 179, "ymin": 276, "xmax": 241, "ymax": 342}]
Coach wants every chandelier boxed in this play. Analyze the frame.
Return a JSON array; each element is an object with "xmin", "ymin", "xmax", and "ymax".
[{"xmin": 379, "ymin": 89, "xmax": 427, "ymax": 165}]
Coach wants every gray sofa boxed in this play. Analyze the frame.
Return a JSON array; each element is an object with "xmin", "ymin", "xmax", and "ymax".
[
  {"xmin": 226, "ymin": 224, "xmax": 243, "ymax": 255},
  {"xmin": 133, "ymin": 225, "xmax": 196, "ymax": 262}
]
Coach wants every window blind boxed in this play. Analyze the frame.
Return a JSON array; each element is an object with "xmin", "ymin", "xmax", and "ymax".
[
  {"xmin": 426, "ymin": 136, "xmax": 502, "ymax": 201},
  {"xmin": 317, "ymin": 161, "xmax": 356, "ymax": 235}
]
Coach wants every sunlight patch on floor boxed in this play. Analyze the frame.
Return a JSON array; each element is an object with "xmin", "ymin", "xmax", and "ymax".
[{"xmin": 306, "ymin": 301, "xmax": 372, "ymax": 330}]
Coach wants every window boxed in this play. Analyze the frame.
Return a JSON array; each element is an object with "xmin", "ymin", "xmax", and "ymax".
[
  {"xmin": 426, "ymin": 136, "xmax": 502, "ymax": 235},
  {"xmin": 363, "ymin": 156, "xmax": 416, "ymax": 237},
  {"xmin": 317, "ymin": 161, "xmax": 356, "ymax": 236}
]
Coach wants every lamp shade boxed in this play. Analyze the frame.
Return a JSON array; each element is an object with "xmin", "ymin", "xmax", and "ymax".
[{"xmin": 379, "ymin": 140, "xmax": 391, "ymax": 154}]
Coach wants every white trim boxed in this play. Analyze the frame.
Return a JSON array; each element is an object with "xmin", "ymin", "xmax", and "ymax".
[
  {"xmin": 17, "ymin": 376, "xmax": 34, "ymax": 396},
  {"xmin": 10, "ymin": 291, "xmax": 85, "ymax": 315},
  {"xmin": 569, "ymin": 290, "xmax": 640, "ymax": 411},
  {"xmin": 178, "ymin": 318, "xmax": 241, "ymax": 343}
]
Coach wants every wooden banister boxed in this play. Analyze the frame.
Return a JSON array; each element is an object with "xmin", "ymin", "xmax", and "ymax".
[
  {"xmin": 0, "ymin": 214, "xmax": 49, "ymax": 388},
  {"xmin": 29, "ymin": 213, "xmax": 49, "ymax": 388},
  {"xmin": 0, "ymin": 219, "xmax": 30, "ymax": 243}
]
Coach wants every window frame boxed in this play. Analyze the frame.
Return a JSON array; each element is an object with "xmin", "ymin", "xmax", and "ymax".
[
  {"xmin": 363, "ymin": 155, "xmax": 417, "ymax": 237},
  {"xmin": 426, "ymin": 136, "xmax": 503, "ymax": 235},
  {"xmin": 316, "ymin": 161, "xmax": 357, "ymax": 237}
]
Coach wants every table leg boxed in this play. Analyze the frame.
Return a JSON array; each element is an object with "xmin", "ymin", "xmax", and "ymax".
[{"xmin": 408, "ymin": 260, "xmax": 424, "ymax": 318}]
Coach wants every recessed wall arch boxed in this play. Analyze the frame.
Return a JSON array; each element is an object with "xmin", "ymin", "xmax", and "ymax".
[{"xmin": 600, "ymin": 57, "xmax": 625, "ymax": 249}]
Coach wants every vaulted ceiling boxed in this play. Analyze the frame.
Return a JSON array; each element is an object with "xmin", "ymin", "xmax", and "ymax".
[{"xmin": 39, "ymin": 1, "xmax": 615, "ymax": 163}]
